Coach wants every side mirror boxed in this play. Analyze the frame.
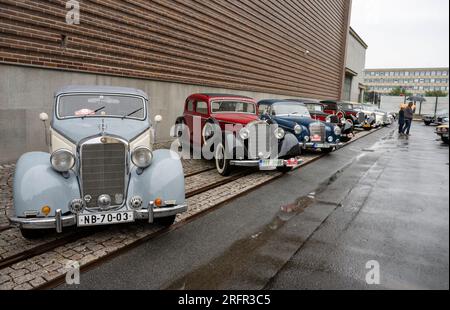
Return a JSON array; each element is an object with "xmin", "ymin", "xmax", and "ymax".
[
  {"xmin": 154, "ymin": 115, "xmax": 163, "ymax": 123},
  {"xmin": 39, "ymin": 112, "xmax": 49, "ymax": 122}
]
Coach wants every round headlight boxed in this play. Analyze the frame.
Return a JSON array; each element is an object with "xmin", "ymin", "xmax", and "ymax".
[
  {"xmin": 50, "ymin": 149, "xmax": 75, "ymax": 173},
  {"xmin": 274, "ymin": 127, "xmax": 285, "ymax": 140},
  {"xmin": 132, "ymin": 147, "xmax": 153, "ymax": 168},
  {"xmin": 328, "ymin": 136, "xmax": 334, "ymax": 143},
  {"xmin": 326, "ymin": 116, "xmax": 332, "ymax": 123},
  {"xmin": 334, "ymin": 126, "xmax": 342, "ymax": 136},
  {"xmin": 304, "ymin": 136, "xmax": 310, "ymax": 142},
  {"xmin": 239, "ymin": 127, "xmax": 250, "ymax": 140},
  {"xmin": 294, "ymin": 124, "xmax": 303, "ymax": 135}
]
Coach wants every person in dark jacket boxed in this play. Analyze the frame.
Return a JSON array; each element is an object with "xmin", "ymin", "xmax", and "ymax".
[
  {"xmin": 398, "ymin": 105, "xmax": 406, "ymax": 135},
  {"xmin": 403, "ymin": 102, "xmax": 416, "ymax": 136}
]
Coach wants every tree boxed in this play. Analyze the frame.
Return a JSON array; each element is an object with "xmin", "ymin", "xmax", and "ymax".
[
  {"xmin": 389, "ymin": 86, "xmax": 412, "ymax": 97},
  {"xmin": 425, "ymin": 90, "xmax": 448, "ymax": 97}
]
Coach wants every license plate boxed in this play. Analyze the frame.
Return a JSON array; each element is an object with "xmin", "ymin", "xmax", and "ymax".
[
  {"xmin": 259, "ymin": 159, "xmax": 285, "ymax": 170},
  {"xmin": 311, "ymin": 135, "xmax": 322, "ymax": 142},
  {"xmin": 78, "ymin": 211, "xmax": 135, "ymax": 227},
  {"xmin": 313, "ymin": 143, "xmax": 330, "ymax": 149}
]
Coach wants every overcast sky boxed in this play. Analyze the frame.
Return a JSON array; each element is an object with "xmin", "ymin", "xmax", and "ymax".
[{"xmin": 351, "ymin": 0, "xmax": 449, "ymax": 69}]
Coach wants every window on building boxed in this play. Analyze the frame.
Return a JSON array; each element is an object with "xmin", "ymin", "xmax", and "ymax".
[
  {"xmin": 415, "ymin": 72, "xmax": 420, "ymax": 76},
  {"xmin": 436, "ymin": 79, "xmax": 441, "ymax": 83},
  {"xmin": 370, "ymin": 72, "xmax": 375, "ymax": 76},
  {"xmin": 432, "ymin": 71, "xmax": 437, "ymax": 76},
  {"xmin": 443, "ymin": 71, "xmax": 448, "ymax": 76},
  {"xmin": 442, "ymin": 86, "xmax": 447, "ymax": 91},
  {"xmin": 420, "ymin": 71, "xmax": 426, "ymax": 76},
  {"xmin": 431, "ymin": 78, "xmax": 436, "ymax": 83},
  {"xmin": 425, "ymin": 79, "xmax": 430, "ymax": 83},
  {"xmin": 400, "ymin": 71, "xmax": 405, "ymax": 76},
  {"xmin": 343, "ymin": 74, "xmax": 353, "ymax": 101},
  {"xmin": 426, "ymin": 71, "xmax": 431, "ymax": 76},
  {"xmin": 414, "ymin": 86, "xmax": 418, "ymax": 90}
]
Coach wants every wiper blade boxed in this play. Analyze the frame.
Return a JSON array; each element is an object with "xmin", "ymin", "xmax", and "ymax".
[
  {"xmin": 122, "ymin": 107, "xmax": 144, "ymax": 119},
  {"xmin": 81, "ymin": 106, "xmax": 106, "ymax": 119}
]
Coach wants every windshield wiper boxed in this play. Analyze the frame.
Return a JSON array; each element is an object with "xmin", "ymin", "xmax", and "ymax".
[
  {"xmin": 122, "ymin": 107, "xmax": 144, "ymax": 119},
  {"xmin": 81, "ymin": 106, "xmax": 106, "ymax": 119}
]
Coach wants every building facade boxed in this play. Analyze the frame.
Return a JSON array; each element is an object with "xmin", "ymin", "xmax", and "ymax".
[
  {"xmin": 344, "ymin": 27, "xmax": 368, "ymax": 102},
  {"xmin": 0, "ymin": 0, "xmax": 352, "ymax": 163},
  {"xmin": 364, "ymin": 68, "xmax": 449, "ymax": 96}
]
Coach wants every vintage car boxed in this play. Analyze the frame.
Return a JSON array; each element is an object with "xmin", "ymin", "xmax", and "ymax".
[
  {"xmin": 436, "ymin": 118, "xmax": 449, "ymax": 144},
  {"xmin": 258, "ymin": 99, "xmax": 343, "ymax": 153},
  {"xmin": 423, "ymin": 110, "xmax": 449, "ymax": 126},
  {"xmin": 174, "ymin": 94, "xmax": 301, "ymax": 176},
  {"xmin": 320, "ymin": 100, "xmax": 368, "ymax": 129},
  {"xmin": 352, "ymin": 104, "xmax": 377, "ymax": 130},
  {"xmin": 9, "ymin": 86, "xmax": 187, "ymax": 239},
  {"xmin": 302, "ymin": 99, "xmax": 354, "ymax": 142}
]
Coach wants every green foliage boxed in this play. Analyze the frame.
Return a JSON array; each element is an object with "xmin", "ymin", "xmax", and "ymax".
[
  {"xmin": 425, "ymin": 90, "xmax": 448, "ymax": 97},
  {"xmin": 389, "ymin": 86, "xmax": 412, "ymax": 97}
]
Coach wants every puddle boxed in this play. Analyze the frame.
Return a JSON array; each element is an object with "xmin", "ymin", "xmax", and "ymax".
[{"xmin": 163, "ymin": 167, "xmax": 350, "ymax": 290}]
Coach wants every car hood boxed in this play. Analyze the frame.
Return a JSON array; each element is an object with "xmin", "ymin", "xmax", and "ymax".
[
  {"xmin": 273, "ymin": 115, "xmax": 327, "ymax": 128},
  {"xmin": 52, "ymin": 118, "xmax": 150, "ymax": 144},
  {"xmin": 213, "ymin": 113, "xmax": 259, "ymax": 125}
]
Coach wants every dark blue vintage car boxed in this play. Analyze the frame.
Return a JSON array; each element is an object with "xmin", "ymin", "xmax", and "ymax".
[{"xmin": 258, "ymin": 99, "xmax": 343, "ymax": 153}]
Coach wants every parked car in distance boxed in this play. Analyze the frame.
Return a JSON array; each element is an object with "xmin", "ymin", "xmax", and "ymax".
[
  {"xmin": 9, "ymin": 86, "xmax": 187, "ymax": 239},
  {"xmin": 174, "ymin": 94, "xmax": 301, "ymax": 176},
  {"xmin": 353, "ymin": 104, "xmax": 377, "ymax": 130},
  {"xmin": 320, "ymin": 100, "xmax": 366, "ymax": 129},
  {"xmin": 300, "ymin": 99, "xmax": 354, "ymax": 142},
  {"xmin": 436, "ymin": 118, "xmax": 449, "ymax": 144},
  {"xmin": 423, "ymin": 110, "xmax": 449, "ymax": 126},
  {"xmin": 258, "ymin": 99, "xmax": 343, "ymax": 154}
]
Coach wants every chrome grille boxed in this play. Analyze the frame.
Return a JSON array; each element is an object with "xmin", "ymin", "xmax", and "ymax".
[
  {"xmin": 247, "ymin": 121, "xmax": 272, "ymax": 159},
  {"xmin": 309, "ymin": 122, "xmax": 326, "ymax": 143},
  {"xmin": 81, "ymin": 142, "xmax": 126, "ymax": 209}
]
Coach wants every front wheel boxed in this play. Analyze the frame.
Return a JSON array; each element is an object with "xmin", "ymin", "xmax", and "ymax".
[
  {"xmin": 215, "ymin": 142, "xmax": 232, "ymax": 176},
  {"xmin": 154, "ymin": 215, "xmax": 177, "ymax": 227},
  {"xmin": 424, "ymin": 121, "xmax": 432, "ymax": 126}
]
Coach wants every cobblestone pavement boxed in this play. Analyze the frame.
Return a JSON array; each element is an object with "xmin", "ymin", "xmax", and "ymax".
[{"xmin": 0, "ymin": 130, "xmax": 376, "ymax": 290}]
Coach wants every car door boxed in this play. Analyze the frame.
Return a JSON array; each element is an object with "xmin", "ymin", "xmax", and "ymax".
[
  {"xmin": 183, "ymin": 98, "xmax": 196, "ymax": 142},
  {"xmin": 192, "ymin": 99, "xmax": 209, "ymax": 147}
]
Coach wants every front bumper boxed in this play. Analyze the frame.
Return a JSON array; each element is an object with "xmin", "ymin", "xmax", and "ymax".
[
  {"xmin": 8, "ymin": 204, "xmax": 188, "ymax": 233},
  {"xmin": 303, "ymin": 142, "xmax": 344, "ymax": 149}
]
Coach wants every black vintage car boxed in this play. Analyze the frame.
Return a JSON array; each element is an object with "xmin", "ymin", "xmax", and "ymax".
[{"xmin": 423, "ymin": 110, "xmax": 449, "ymax": 126}]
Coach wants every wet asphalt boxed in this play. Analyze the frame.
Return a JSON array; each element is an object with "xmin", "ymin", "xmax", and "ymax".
[{"xmin": 57, "ymin": 124, "xmax": 449, "ymax": 290}]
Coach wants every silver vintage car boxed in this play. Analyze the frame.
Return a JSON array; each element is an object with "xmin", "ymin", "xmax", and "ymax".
[{"xmin": 9, "ymin": 86, "xmax": 187, "ymax": 239}]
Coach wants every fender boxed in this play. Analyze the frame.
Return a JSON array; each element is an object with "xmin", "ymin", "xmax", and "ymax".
[
  {"xmin": 278, "ymin": 132, "xmax": 301, "ymax": 157},
  {"xmin": 128, "ymin": 149, "xmax": 185, "ymax": 208},
  {"xmin": 13, "ymin": 152, "xmax": 80, "ymax": 217}
]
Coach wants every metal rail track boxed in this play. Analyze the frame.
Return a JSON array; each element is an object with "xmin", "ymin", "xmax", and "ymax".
[{"xmin": 0, "ymin": 127, "xmax": 384, "ymax": 288}]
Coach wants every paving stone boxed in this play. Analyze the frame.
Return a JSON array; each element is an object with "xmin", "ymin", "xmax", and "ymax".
[
  {"xmin": 13, "ymin": 283, "xmax": 33, "ymax": 290},
  {"xmin": 29, "ymin": 276, "xmax": 46, "ymax": 288},
  {"xmin": 0, "ymin": 274, "xmax": 11, "ymax": 284}
]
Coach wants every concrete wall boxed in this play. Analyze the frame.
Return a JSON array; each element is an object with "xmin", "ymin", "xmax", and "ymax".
[
  {"xmin": 0, "ymin": 64, "xmax": 300, "ymax": 163},
  {"xmin": 380, "ymin": 95, "xmax": 449, "ymax": 115},
  {"xmin": 345, "ymin": 33, "xmax": 367, "ymax": 102}
]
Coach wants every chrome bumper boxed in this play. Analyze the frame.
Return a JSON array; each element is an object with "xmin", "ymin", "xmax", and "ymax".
[
  {"xmin": 8, "ymin": 204, "xmax": 188, "ymax": 233},
  {"xmin": 230, "ymin": 160, "xmax": 261, "ymax": 167},
  {"xmin": 304, "ymin": 142, "xmax": 344, "ymax": 149}
]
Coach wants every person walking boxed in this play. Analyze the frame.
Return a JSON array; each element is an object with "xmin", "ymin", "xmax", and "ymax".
[
  {"xmin": 398, "ymin": 104, "xmax": 406, "ymax": 136},
  {"xmin": 403, "ymin": 102, "xmax": 416, "ymax": 136}
]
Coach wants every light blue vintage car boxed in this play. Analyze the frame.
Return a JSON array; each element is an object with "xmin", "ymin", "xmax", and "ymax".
[{"xmin": 9, "ymin": 86, "xmax": 187, "ymax": 239}]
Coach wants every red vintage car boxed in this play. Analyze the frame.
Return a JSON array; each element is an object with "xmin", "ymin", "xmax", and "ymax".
[
  {"xmin": 174, "ymin": 94, "xmax": 301, "ymax": 176},
  {"xmin": 287, "ymin": 99, "xmax": 355, "ymax": 142}
]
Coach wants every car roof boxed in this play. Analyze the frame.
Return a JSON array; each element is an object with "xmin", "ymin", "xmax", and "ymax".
[
  {"xmin": 55, "ymin": 85, "xmax": 149, "ymax": 100},
  {"xmin": 258, "ymin": 99, "xmax": 309, "ymax": 106},
  {"xmin": 192, "ymin": 93, "xmax": 254, "ymax": 100}
]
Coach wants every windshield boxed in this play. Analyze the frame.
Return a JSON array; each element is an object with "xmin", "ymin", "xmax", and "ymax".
[
  {"xmin": 211, "ymin": 100, "xmax": 256, "ymax": 114},
  {"xmin": 273, "ymin": 103, "xmax": 311, "ymax": 118},
  {"xmin": 306, "ymin": 104, "xmax": 324, "ymax": 113},
  {"xmin": 58, "ymin": 94, "xmax": 146, "ymax": 119},
  {"xmin": 341, "ymin": 103, "xmax": 354, "ymax": 110}
]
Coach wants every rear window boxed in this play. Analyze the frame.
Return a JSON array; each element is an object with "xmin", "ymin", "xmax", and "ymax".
[{"xmin": 211, "ymin": 100, "xmax": 256, "ymax": 114}]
